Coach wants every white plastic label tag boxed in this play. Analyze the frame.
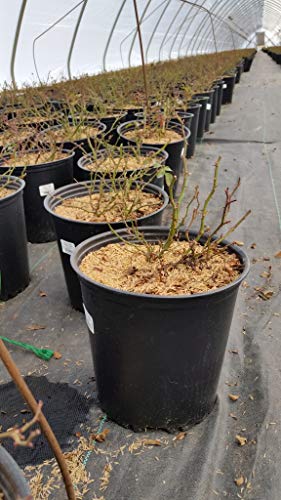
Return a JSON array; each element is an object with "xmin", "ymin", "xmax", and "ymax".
[
  {"xmin": 181, "ymin": 147, "xmax": 185, "ymax": 158},
  {"xmin": 223, "ymin": 84, "xmax": 227, "ymax": 89},
  {"xmin": 60, "ymin": 239, "xmax": 75, "ymax": 256},
  {"xmin": 206, "ymin": 103, "xmax": 211, "ymax": 110},
  {"xmin": 39, "ymin": 183, "xmax": 55, "ymax": 197},
  {"xmin": 83, "ymin": 304, "xmax": 95, "ymax": 334}
]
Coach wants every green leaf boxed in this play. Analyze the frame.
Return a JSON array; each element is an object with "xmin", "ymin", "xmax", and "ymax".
[{"xmin": 165, "ymin": 172, "xmax": 174, "ymax": 187}]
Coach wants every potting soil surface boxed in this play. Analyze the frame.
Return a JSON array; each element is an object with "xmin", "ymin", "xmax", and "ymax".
[{"xmin": 1, "ymin": 51, "xmax": 281, "ymax": 499}]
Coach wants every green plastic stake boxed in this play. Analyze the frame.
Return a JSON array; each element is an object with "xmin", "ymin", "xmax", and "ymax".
[{"xmin": 0, "ymin": 336, "xmax": 54, "ymax": 361}]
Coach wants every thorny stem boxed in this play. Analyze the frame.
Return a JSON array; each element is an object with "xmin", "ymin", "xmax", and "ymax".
[
  {"xmin": 213, "ymin": 209, "xmax": 251, "ymax": 246},
  {"xmin": 195, "ymin": 156, "xmax": 221, "ymax": 242}
]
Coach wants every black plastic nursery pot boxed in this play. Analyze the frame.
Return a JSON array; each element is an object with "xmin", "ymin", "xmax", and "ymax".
[
  {"xmin": 50, "ymin": 121, "xmax": 107, "ymax": 181},
  {"xmin": 186, "ymin": 103, "xmax": 201, "ymax": 158},
  {"xmin": 193, "ymin": 90, "xmax": 214, "ymax": 133},
  {"xmin": 0, "ymin": 150, "xmax": 74, "ymax": 243},
  {"xmin": 117, "ymin": 120, "xmax": 190, "ymax": 193},
  {"xmin": 274, "ymin": 53, "xmax": 281, "ymax": 65},
  {"xmin": 191, "ymin": 96, "xmax": 208, "ymax": 140},
  {"xmin": 235, "ymin": 61, "xmax": 244, "ymax": 84},
  {"xmin": 48, "ymin": 99, "xmax": 69, "ymax": 114},
  {"xmin": 213, "ymin": 80, "xmax": 224, "ymax": 116},
  {"xmin": 243, "ymin": 57, "xmax": 253, "ymax": 72},
  {"xmin": 0, "ymin": 446, "xmax": 31, "ymax": 500},
  {"xmin": 100, "ymin": 114, "xmax": 126, "ymax": 146},
  {"xmin": 222, "ymin": 75, "xmax": 236, "ymax": 105},
  {"xmin": 0, "ymin": 176, "xmax": 29, "ymax": 301},
  {"xmin": 77, "ymin": 145, "xmax": 168, "ymax": 188},
  {"xmin": 70, "ymin": 226, "xmax": 250, "ymax": 431},
  {"xmin": 122, "ymin": 108, "xmax": 144, "ymax": 122},
  {"xmin": 211, "ymin": 86, "xmax": 219, "ymax": 124},
  {"xmin": 174, "ymin": 111, "xmax": 194, "ymax": 158},
  {"xmin": 44, "ymin": 182, "xmax": 169, "ymax": 311}
]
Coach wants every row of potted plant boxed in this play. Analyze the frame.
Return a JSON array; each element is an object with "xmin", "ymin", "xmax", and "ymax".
[
  {"xmin": 0, "ymin": 48, "xmax": 256, "ymax": 251},
  {"xmin": 263, "ymin": 46, "xmax": 281, "ymax": 64},
  {"xmin": 0, "ymin": 48, "xmax": 255, "ymax": 431}
]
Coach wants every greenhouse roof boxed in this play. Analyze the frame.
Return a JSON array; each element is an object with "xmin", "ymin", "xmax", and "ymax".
[{"xmin": 2, "ymin": 0, "xmax": 281, "ymax": 87}]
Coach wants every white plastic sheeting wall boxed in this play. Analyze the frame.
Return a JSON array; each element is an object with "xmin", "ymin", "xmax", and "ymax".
[{"xmin": 1, "ymin": 0, "xmax": 281, "ymax": 87}]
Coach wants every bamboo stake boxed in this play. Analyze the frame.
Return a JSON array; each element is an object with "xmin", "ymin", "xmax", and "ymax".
[{"xmin": 0, "ymin": 339, "xmax": 76, "ymax": 500}]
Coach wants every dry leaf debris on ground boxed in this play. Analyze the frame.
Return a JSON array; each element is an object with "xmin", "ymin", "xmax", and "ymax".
[
  {"xmin": 24, "ymin": 427, "xmax": 186, "ymax": 498},
  {"xmin": 25, "ymin": 324, "xmax": 46, "ymax": 331}
]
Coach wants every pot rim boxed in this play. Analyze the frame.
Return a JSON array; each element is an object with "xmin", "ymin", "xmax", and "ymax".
[
  {"xmin": 43, "ymin": 120, "xmax": 107, "ymax": 145},
  {"xmin": 0, "ymin": 148, "xmax": 75, "ymax": 171},
  {"xmin": 117, "ymin": 119, "xmax": 191, "ymax": 145},
  {"xmin": 44, "ymin": 181, "xmax": 169, "ymax": 226},
  {"xmin": 0, "ymin": 175, "xmax": 25, "ymax": 204},
  {"xmin": 71, "ymin": 226, "xmax": 250, "ymax": 301},
  {"xmin": 187, "ymin": 102, "xmax": 202, "ymax": 109},
  {"xmin": 77, "ymin": 145, "xmax": 169, "ymax": 173},
  {"xmin": 175, "ymin": 111, "xmax": 194, "ymax": 119}
]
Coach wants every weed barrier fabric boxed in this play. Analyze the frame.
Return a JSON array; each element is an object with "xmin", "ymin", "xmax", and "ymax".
[
  {"xmin": 0, "ymin": 52, "xmax": 281, "ymax": 499},
  {"xmin": 0, "ymin": 376, "xmax": 94, "ymax": 466}
]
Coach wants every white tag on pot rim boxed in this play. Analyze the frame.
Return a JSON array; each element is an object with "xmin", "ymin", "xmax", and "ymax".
[
  {"xmin": 83, "ymin": 304, "xmax": 95, "ymax": 334},
  {"xmin": 60, "ymin": 239, "xmax": 76, "ymax": 256},
  {"xmin": 223, "ymin": 84, "xmax": 227, "ymax": 89},
  {"xmin": 206, "ymin": 103, "xmax": 211, "ymax": 111},
  {"xmin": 39, "ymin": 183, "xmax": 55, "ymax": 197}
]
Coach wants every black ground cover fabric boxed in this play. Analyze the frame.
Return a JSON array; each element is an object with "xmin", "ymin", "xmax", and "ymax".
[{"xmin": 0, "ymin": 376, "xmax": 93, "ymax": 465}]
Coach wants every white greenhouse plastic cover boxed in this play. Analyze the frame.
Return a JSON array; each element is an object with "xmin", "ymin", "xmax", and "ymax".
[{"xmin": 2, "ymin": 0, "xmax": 281, "ymax": 87}]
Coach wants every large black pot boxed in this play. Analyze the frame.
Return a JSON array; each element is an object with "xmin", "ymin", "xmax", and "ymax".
[
  {"xmin": 190, "ymin": 96, "xmax": 208, "ymax": 140},
  {"xmin": 211, "ymin": 85, "xmax": 219, "ymax": 124},
  {"xmin": 0, "ymin": 150, "xmax": 74, "ymax": 243},
  {"xmin": 222, "ymin": 75, "xmax": 236, "ymax": 105},
  {"xmin": 70, "ymin": 226, "xmax": 250, "ymax": 431},
  {"xmin": 194, "ymin": 90, "xmax": 215, "ymax": 132},
  {"xmin": 244, "ymin": 57, "xmax": 253, "ymax": 72},
  {"xmin": 77, "ymin": 145, "xmax": 168, "ymax": 188},
  {"xmin": 0, "ymin": 176, "xmax": 29, "ymax": 300},
  {"xmin": 186, "ymin": 103, "xmax": 201, "ymax": 157},
  {"xmin": 100, "ymin": 113, "xmax": 126, "ymax": 146},
  {"xmin": 0, "ymin": 446, "xmax": 31, "ymax": 499},
  {"xmin": 117, "ymin": 120, "xmax": 190, "ymax": 194},
  {"xmin": 44, "ymin": 182, "xmax": 168, "ymax": 311},
  {"xmin": 48, "ymin": 121, "xmax": 107, "ymax": 180},
  {"xmin": 174, "ymin": 111, "xmax": 194, "ymax": 159},
  {"xmin": 213, "ymin": 80, "xmax": 225, "ymax": 116},
  {"xmin": 235, "ymin": 61, "xmax": 244, "ymax": 84}
]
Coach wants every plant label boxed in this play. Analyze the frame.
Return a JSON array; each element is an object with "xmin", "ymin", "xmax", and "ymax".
[
  {"xmin": 83, "ymin": 304, "xmax": 95, "ymax": 334},
  {"xmin": 60, "ymin": 239, "xmax": 76, "ymax": 255},
  {"xmin": 39, "ymin": 183, "xmax": 55, "ymax": 197},
  {"xmin": 223, "ymin": 84, "xmax": 227, "ymax": 89},
  {"xmin": 181, "ymin": 147, "xmax": 185, "ymax": 157},
  {"xmin": 206, "ymin": 103, "xmax": 211, "ymax": 111}
]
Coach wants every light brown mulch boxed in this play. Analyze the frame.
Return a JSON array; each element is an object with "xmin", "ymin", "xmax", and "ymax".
[
  {"xmin": 54, "ymin": 190, "xmax": 162, "ymax": 223},
  {"xmin": 79, "ymin": 240, "xmax": 241, "ymax": 295}
]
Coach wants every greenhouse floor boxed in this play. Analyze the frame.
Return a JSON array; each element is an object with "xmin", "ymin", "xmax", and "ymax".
[{"xmin": 1, "ymin": 50, "xmax": 281, "ymax": 499}]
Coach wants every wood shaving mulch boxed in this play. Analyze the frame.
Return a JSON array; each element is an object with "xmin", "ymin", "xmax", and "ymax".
[
  {"xmin": 3, "ymin": 151, "xmax": 68, "ymax": 167},
  {"xmin": 25, "ymin": 436, "xmax": 94, "ymax": 500},
  {"xmin": 0, "ymin": 187, "xmax": 13, "ymax": 199},
  {"xmin": 54, "ymin": 190, "xmax": 162, "ymax": 223},
  {"xmin": 85, "ymin": 154, "xmax": 156, "ymax": 173},
  {"xmin": 79, "ymin": 240, "xmax": 242, "ymax": 296},
  {"xmin": 125, "ymin": 127, "xmax": 182, "ymax": 144},
  {"xmin": 46, "ymin": 126, "xmax": 101, "ymax": 143}
]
